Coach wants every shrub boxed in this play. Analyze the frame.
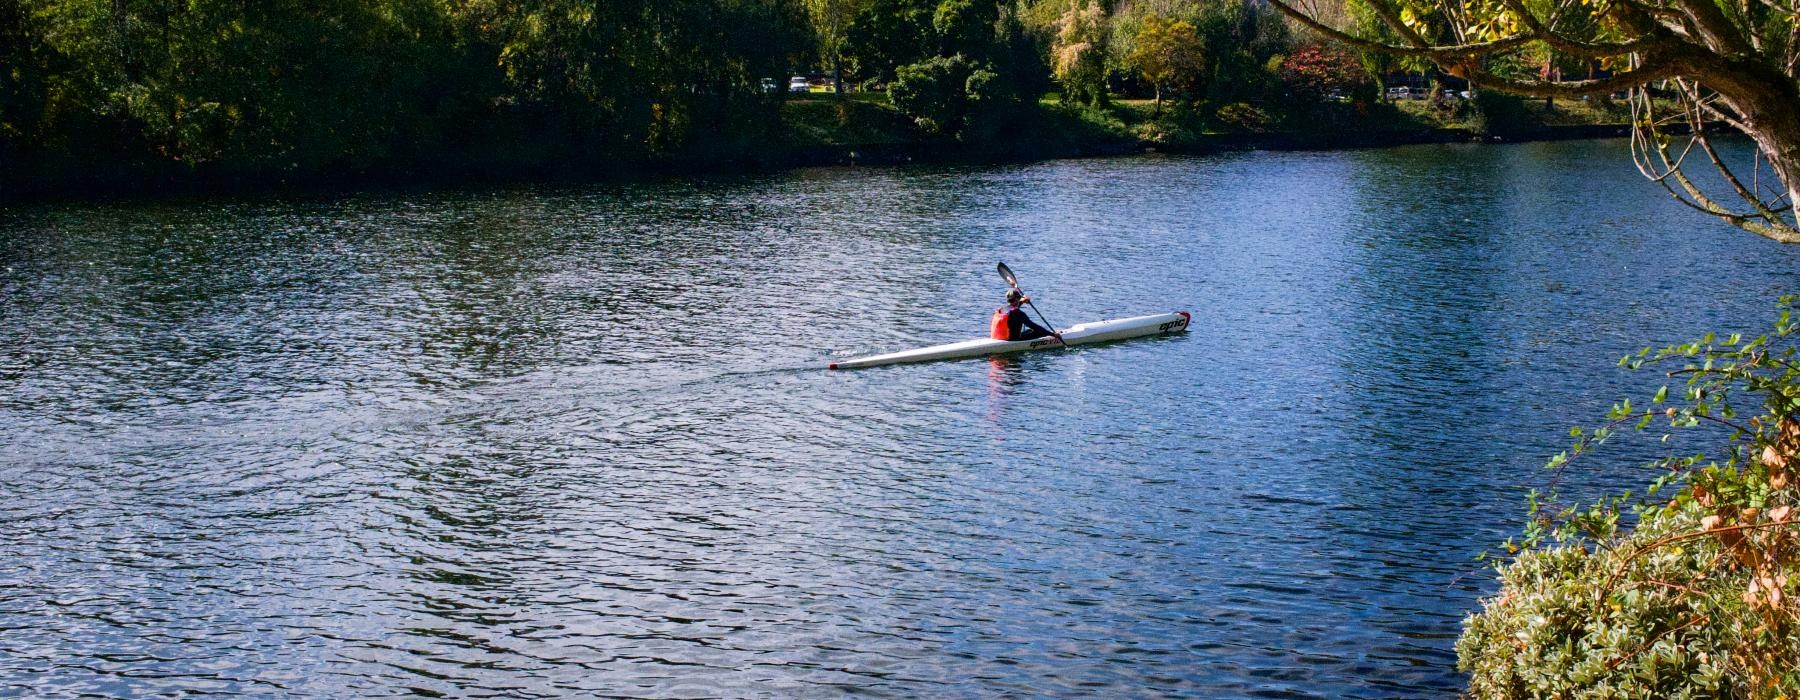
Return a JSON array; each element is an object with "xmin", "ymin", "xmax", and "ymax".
[
  {"xmin": 1215, "ymin": 102, "xmax": 1270, "ymax": 133},
  {"xmin": 888, "ymin": 53, "xmax": 1024, "ymax": 141},
  {"xmin": 1459, "ymin": 298, "xmax": 1800, "ymax": 698},
  {"xmin": 890, "ymin": 55, "xmax": 971, "ymax": 135},
  {"xmin": 961, "ymin": 64, "xmax": 1024, "ymax": 142},
  {"xmin": 1466, "ymin": 90, "xmax": 1534, "ymax": 136}
]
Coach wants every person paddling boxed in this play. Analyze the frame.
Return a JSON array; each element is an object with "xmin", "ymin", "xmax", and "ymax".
[{"xmin": 991, "ymin": 288, "xmax": 1063, "ymax": 343}]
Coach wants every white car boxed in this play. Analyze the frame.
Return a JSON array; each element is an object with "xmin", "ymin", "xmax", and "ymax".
[
  {"xmin": 789, "ymin": 77, "xmax": 810, "ymax": 93},
  {"xmin": 1386, "ymin": 87, "xmax": 1410, "ymax": 100}
]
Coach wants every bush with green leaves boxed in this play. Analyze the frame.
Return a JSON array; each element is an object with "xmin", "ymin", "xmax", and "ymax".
[
  {"xmin": 1464, "ymin": 90, "xmax": 1535, "ymax": 136},
  {"xmin": 889, "ymin": 55, "xmax": 972, "ymax": 134},
  {"xmin": 1215, "ymin": 102, "xmax": 1270, "ymax": 133},
  {"xmin": 961, "ymin": 64, "xmax": 1024, "ymax": 141},
  {"xmin": 1459, "ymin": 298, "xmax": 1800, "ymax": 698},
  {"xmin": 888, "ymin": 54, "xmax": 1022, "ymax": 139}
]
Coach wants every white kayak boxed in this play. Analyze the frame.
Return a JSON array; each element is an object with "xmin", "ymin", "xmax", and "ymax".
[{"xmin": 829, "ymin": 311, "xmax": 1190, "ymax": 369}]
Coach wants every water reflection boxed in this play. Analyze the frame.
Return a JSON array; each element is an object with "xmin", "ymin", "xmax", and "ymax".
[{"xmin": 3, "ymin": 141, "xmax": 1798, "ymax": 697}]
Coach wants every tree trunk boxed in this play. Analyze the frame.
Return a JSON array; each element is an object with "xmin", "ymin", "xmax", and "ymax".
[
  {"xmin": 833, "ymin": 60, "xmax": 843, "ymax": 96},
  {"xmin": 1154, "ymin": 84, "xmax": 1162, "ymax": 114},
  {"xmin": 1749, "ymin": 117, "xmax": 1800, "ymax": 234},
  {"xmin": 1702, "ymin": 58, "xmax": 1800, "ymax": 234},
  {"xmin": 112, "ymin": 0, "xmax": 130, "ymax": 80}
]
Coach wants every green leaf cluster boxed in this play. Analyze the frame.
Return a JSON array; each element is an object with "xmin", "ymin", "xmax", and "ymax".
[
  {"xmin": 883, "ymin": 0, "xmax": 1034, "ymax": 139},
  {"xmin": 1461, "ymin": 297, "xmax": 1800, "ymax": 698}
]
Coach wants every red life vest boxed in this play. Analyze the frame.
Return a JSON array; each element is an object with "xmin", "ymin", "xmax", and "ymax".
[{"xmin": 991, "ymin": 305, "xmax": 1016, "ymax": 340}]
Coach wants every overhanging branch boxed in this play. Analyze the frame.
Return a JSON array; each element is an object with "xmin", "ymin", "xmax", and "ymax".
[
  {"xmin": 1268, "ymin": 0, "xmax": 1537, "ymax": 59},
  {"xmin": 1495, "ymin": 0, "xmax": 1681, "ymax": 59},
  {"xmin": 1460, "ymin": 60, "xmax": 1683, "ymax": 97}
]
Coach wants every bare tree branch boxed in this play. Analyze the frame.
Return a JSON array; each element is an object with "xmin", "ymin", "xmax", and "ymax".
[{"xmin": 1628, "ymin": 86, "xmax": 1800, "ymax": 241}]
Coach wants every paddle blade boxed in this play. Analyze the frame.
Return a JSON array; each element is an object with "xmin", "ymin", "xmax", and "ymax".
[{"xmin": 996, "ymin": 261, "xmax": 1018, "ymax": 287}]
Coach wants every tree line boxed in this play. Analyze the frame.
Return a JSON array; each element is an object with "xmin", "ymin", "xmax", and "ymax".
[
  {"xmin": 811, "ymin": 0, "xmax": 1381, "ymax": 136},
  {"xmin": 1, "ymin": 0, "xmax": 812, "ymax": 189},
  {"xmin": 0, "ymin": 0, "xmax": 1427, "ymax": 191}
]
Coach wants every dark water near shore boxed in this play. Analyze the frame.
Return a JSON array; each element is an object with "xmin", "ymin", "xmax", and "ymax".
[{"xmin": 3, "ymin": 140, "xmax": 1798, "ymax": 698}]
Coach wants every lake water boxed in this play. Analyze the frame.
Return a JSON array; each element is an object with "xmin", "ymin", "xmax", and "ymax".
[{"xmin": 3, "ymin": 141, "xmax": 1798, "ymax": 697}]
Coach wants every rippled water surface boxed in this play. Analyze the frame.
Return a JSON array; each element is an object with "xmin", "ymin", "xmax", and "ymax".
[{"xmin": 4, "ymin": 140, "xmax": 1800, "ymax": 697}]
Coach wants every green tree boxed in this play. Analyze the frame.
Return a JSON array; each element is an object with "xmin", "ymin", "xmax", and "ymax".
[
  {"xmin": 885, "ymin": 0, "xmax": 1030, "ymax": 140},
  {"xmin": 0, "ymin": 0, "xmax": 811, "ymax": 193},
  {"xmin": 845, "ymin": 0, "xmax": 938, "ymax": 84},
  {"xmin": 889, "ymin": 53, "xmax": 974, "ymax": 134},
  {"xmin": 1192, "ymin": 0, "xmax": 1289, "ymax": 108},
  {"xmin": 806, "ymin": 0, "xmax": 871, "ymax": 94},
  {"xmin": 933, "ymin": 0, "xmax": 999, "ymax": 58},
  {"xmin": 0, "ymin": 0, "xmax": 50, "ymax": 170}
]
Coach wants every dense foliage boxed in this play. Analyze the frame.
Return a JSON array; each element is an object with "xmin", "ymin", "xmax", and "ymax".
[
  {"xmin": 0, "ymin": 0, "xmax": 1585, "ymax": 193},
  {"xmin": 0, "ymin": 0, "xmax": 809, "ymax": 192},
  {"xmin": 854, "ymin": 0, "xmax": 1038, "ymax": 138},
  {"xmin": 1459, "ymin": 299, "xmax": 1800, "ymax": 698},
  {"xmin": 1124, "ymin": 16, "xmax": 1203, "ymax": 111},
  {"xmin": 1276, "ymin": 44, "xmax": 1368, "ymax": 105}
]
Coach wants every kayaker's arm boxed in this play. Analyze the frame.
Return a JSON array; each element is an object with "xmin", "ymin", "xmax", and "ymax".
[
  {"xmin": 1011, "ymin": 308, "xmax": 1061, "ymax": 342},
  {"xmin": 1018, "ymin": 314, "xmax": 1053, "ymax": 337}
]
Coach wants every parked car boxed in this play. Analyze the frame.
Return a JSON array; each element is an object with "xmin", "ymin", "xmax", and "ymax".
[
  {"xmin": 760, "ymin": 78, "xmax": 779, "ymax": 94},
  {"xmin": 1385, "ymin": 86, "xmax": 1410, "ymax": 101},
  {"xmin": 789, "ymin": 76, "xmax": 809, "ymax": 93}
]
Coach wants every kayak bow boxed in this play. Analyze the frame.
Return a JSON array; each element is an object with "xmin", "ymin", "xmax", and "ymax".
[{"xmin": 828, "ymin": 311, "xmax": 1189, "ymax": 369}]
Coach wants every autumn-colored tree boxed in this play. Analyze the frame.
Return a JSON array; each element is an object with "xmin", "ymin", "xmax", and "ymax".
[
  {"xmin": 1278, "ymin": 43, "xmax": 1368, "ymax": 103},
  {"xmin": 1051, "ymin": 0, "xmax": 1108, "ymax": 106},
  {"xmin": 1124, "ymin": 15, "xmax": 1204, "ymax": 112}
]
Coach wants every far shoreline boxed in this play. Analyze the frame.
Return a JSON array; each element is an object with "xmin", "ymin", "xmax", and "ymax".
[{"xmin": 0, "ymin": 108, "xmax": 1643, "ymax": 208}]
